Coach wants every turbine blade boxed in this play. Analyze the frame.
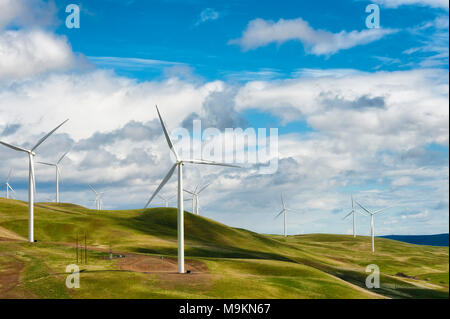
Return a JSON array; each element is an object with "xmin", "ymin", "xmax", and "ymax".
[
  {"xmin": 144, "ymin": 163, "xmax": 177, "ymax": 209},
  {"xmin": 0, "ymin": 141, "xmax": 30, "ymax": 153},
  {"xmin": 155, "ymin": 106, "xmax": 179, "ymax": 161},
  {"xmin": 355, "ymin": 201, "xmax": 372, "ymax": 215},
  {"xmin": 57, "ymin": 150, "xmax": 70, "ymax": 164},
  {"xmin": 183, "ymin": 159, "xmax": 240, "ymax": 168},
  {"xmin": 357, "ymin": 210, "xmax": 367, "ymax": 216},
  {"xmin": 343, "ymin": 211, "xmax": 353, "ymax": 220},
  {"xmin": 31, "ymin": 119, "xmax": 69, "ymax": 152},
  {"xmin": 57, "ymin": 166, "xmax": 63, "ymax": 184},
  {"xmin": 88, "ymin": 185, "xmax": 98, "ymax": 195},
  {"xmin": 274, "ymin": 209, "xmax": 285, "ymax": 219},
  {"xmin": 6, "ymin": 168, "xmax": 12, "ymax": 183},
  {"xmin": 281, "ymin": 193, "xmax": 285, "ymax": 209},
  {"xmin": 374, "ymin": 206, "xmax": 392, "ymax": 215},
  {"xmin": 198, "ymin": 183, "xmax": 211, "ymax": 194},
  {"xmin": 183, "ymin": 189, "xmax": 195, "ymax": 195},
  {"xmin": 37, "ymin": 162, "xmax": 55, "ymax": 167}
]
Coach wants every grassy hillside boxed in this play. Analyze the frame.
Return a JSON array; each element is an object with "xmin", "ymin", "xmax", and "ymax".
[{"xmin": 0, "ymin": 198, "xmax": 448, "ymax": 299}]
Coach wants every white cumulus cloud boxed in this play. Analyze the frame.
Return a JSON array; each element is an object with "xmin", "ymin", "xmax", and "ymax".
[
  {"xmin": 0, "ymin": 0, "xmax": 57, "ymax": 29},
  {"xmin": 229, "ymin": 17, "xmax": 397, "ymax": 55},
  {"xmin": 373, "ymin": 0, "xmax": 449, "ymax": 9},
  {"xmin": 0, "ymin": 29, "xmax": 76, "ymax": 80}
]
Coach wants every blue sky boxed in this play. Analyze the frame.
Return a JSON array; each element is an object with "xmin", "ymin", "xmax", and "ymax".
[
  {"xmin": 57, "ymin": 0, "xmax": 448, "ymax": 80},
  {"xmin": 0, "ymin": 0, "xmax": 448, "ymax": 236}
]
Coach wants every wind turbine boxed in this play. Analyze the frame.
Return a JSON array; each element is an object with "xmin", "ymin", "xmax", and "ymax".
[
  {"xmin": 0, "ymin": 119, "xmax": 69, "ymax": 243},
  {"xmin": 274, "ymin": 193, "xmax": 298, "ymax": 237},
  {"xmin": 184, "ymin": 183, "xmax": 211, "ymax": 215},
  {"xmin": 158, "ymin": 194, "xmax": 176, "ymax": 207},
  {"xmin": 88, "ymin": 185, "xmax": 106, "ymax": 210},
  {"xmin": 343, "ymin": 195, "xmax": 365, "ymax": 238},
  {"xmin": 4, "ymin": 169, "xmax": 16, "ymax": 199},
  {"xmin": 37, "ymin": 150, "xmax": 70, "ymax": 203},
  {"xmin": 45, "ymin": 196, "xmax": 56, "ymax": 203},
  {"xmin": 355, "ymin": 201, "xmax": 391, "ymax": 253},
  {"xmin": 144, "ymin": 105, "xmax": 239, "ymax": 274}
]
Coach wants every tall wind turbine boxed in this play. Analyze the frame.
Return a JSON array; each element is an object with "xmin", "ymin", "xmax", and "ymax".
[
  {"xmin": 184, "ymin": 183, "xmax": 211, "ymax": 215},
  {"xmin": 0, "ymin": 119, "xmax": 69, "ymax": 243},
  {"xmin": 4, "ymin": 169, "xmax": 15, "ymax": 199},
  {"xmin": 144, "ymin": 105, "xmax": 239, "ymax": 274},
  {"xmin": 274, "ymin": 193, "xmax": 298, "ymax": 237},
  {"xmin": 343, "ymin": 195, "xmax": 365, "ymax": 238},
  {"xmin": 89, "ymin": 185, "xmax": 106, "ymax": 210},
  {"xmin": 37, "ymin": 150, "xmax": 70, "ymax": 203},
  {"xmin": 355, "ymin": 201, "xmax": 391, "ymax": 253}
]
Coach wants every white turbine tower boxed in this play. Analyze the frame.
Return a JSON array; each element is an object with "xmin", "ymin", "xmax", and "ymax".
[
  {"xmin": 4, "ymin": 169, "xmax": 16, "ymax": 199},
  {"xmin": 184, "ymin": 183, "xmax": 211, "ymax": 215},
  {"xmin": 274, "ymin": 193, "xmax": 297, "ymax": 237},
  {"xmin": 37, "ymin": 150, "xmax": 70, "ymax": 203},
  {"xmin": 144, "ymin": 105, "xmax": 239, "ymax": 274},
  {"xmin": 0, "ymin": 119, "xmax": 69, "ymax": 243},
  {"xmin": 355, "ymin": 201, "xmax": 391, "ymax": 253},
  {"xmin": 343, "ymin": 195, "xmax": 365, "ymax": 238},
  {"xmin": 89, "ymin": 185, "xmax": 106, "ymax": 210}
]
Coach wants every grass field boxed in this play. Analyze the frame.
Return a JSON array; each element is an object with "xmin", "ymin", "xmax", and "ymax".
[{"xmin": 0, "ymin": 198, "xmax": 448, "ymax": 299}]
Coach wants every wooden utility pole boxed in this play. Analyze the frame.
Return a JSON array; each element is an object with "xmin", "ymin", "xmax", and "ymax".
[
  {"xmin": 84, "ymin": 232, "xmax": 87, "ymax": 264},
  {"xmin": 109, "ymin": 240, "xmax": 113, "ymax": 260},
  {"xmin": 76, "ymin": 234, "xmax": 79, "ymax": 263},
  {"xmin": 80, "ymin": 233, "xmax": 83, "ymax": 264}
]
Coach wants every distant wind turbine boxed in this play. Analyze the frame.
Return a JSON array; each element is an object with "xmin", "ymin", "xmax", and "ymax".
[
  {"xmin": 37, "ymin": 150, "xmax": 70, "ymax": 203},
  {"xmin": 356, "ymin": 201, "xmax": 392, "ymax": 253},
  {"xmin": 89, "ymin": 185, "xmax": 106, "ymax": 210},
  {"xmin": 184, "ymin": 183, "xmax": 211, "ymax": 215},
  {"xmin": 0, "ymin": 119, "xmax": 69, "ymax": 243},
  {"xmin": 343, "ymin": 195, "xmax": 365, "ymax": 238},
  {"xmin": 46, "ymin": 196, "xmax": 56, "ymax": 203},
  {"xmin": 143, "ymin": 105, "xmax": 239, "ymax": 274},
  {"xmin": 158, "ymin": 194, "xmax": 176, "ymax": 207},
  {"xmin": 274, "ymin": 193, "xmax": 298, "ymax": 237},
  {"xmin": 4, "ymin": 168, "xmax": 16, "ymax": 199}
]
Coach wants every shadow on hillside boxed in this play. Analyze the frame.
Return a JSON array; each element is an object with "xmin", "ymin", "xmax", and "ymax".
[
  {"xmin": 296, "ymin": 257, "xmax": 449, "ymax": 299},
  {"xmin": 132, "ymin": 245, "xmax": 293, "ymax": 262}
]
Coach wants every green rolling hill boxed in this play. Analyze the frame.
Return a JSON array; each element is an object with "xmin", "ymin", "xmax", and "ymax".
[{"xmin": 0, "ymin": 198, "xmax": 448, "ymax": 299}]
